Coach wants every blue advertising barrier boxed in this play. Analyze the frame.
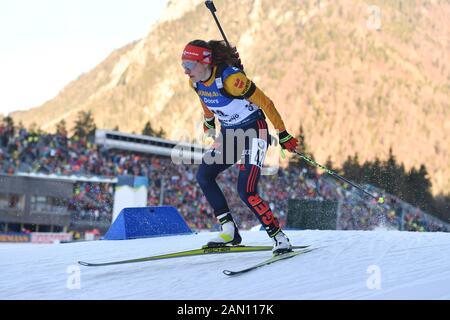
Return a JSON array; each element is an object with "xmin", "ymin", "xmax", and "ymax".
[{"xmin": 104, "ymin": 206, "xmax": 193, "ymax": 240}]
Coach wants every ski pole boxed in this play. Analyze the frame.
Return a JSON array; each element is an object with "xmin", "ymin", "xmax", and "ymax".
[
  {"xmin": 204, "ymin": 0, "xmax": 244, "ymax": 70},
  {"xmin": 292, "ymin": 150, "xmax": 385, "ymax": 204},
  {"xmin": 204, "ymin": 0, "xmax": 231, "ymax": 48}
]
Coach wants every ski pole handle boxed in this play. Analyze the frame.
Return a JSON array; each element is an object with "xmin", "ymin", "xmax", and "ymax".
[{"xmin": 205, "ymin": 0, "xmax": 216, "ymax": 12}]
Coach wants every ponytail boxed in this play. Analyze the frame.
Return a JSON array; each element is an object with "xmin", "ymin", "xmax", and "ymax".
[{"xmin": 187, "ymin": 40, "xmax": 243, "ymax": 69}]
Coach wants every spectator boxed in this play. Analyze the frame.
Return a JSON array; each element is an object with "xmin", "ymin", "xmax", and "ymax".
[{"xmin": 1, "ymin": 123, "xmax": 449, "ymax": 233}]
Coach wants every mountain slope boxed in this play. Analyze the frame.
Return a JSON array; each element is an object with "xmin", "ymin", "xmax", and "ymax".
[{"xmin": 10, "ymin": 0, "xmax": 450, "ymax": 195}]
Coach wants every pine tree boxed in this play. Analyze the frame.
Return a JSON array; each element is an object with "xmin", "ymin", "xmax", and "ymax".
[
  {"xmin": 3, "ymin": 116, "xmax": 15, "ymax": 136},
  {"xmin": 380, "ymin": 148, "xmax": 406, "ymax": 196},
  {"xmin": 56, "ymin": 120, "xmax": 68, "ymax": 137},
  {"xmin": 142, "ymin": 121, "xmax": 166, "ymax": 138},
  {"xmin": 157, "ymin": 128, "xmax": 166, "ymax": 138},
  {"xmin": 72, "ymin": 111, "xmax": 96, "ymax": 139},
  {"xmin": 370, "ymin": 158, "xmax": 383, "ymax": 187},
  {"xmin": 433, "ymin": 194, "xmax": 450, "ymax": 222},
  {"xmin": 405, "ymin": 165, "xmax": 434, "ymax": 213},
  {"xmin": 288, "ymin": 124, "xmax": 316, "ymax": 173},
  {"xmin": 325, "ymin": 156, "xmax": 334, "ymax": 171},
  {"xmin": 342, "ymin": 154, "xmax": 361, "ymax": 182},
  {"xmin": 142, "ymin": 121, "xmax": 155, "ymax": 136},
  {"xmin": 3, "ymin": 116, "xmax": 14, "ymax": 128}
]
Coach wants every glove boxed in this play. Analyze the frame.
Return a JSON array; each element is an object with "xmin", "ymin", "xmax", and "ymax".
[
  {"xmin": 203, "ymin": 117, "xmax": 216, "ymax": 138},
  {"xmin": 278, "ymin": 130, "xmax": 298, "ymax": 152}
]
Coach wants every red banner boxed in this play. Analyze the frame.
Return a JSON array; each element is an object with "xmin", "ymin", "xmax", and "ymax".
[{"xmin": 30, "ymin": 232, "xmax": 72, "ymax": 244}]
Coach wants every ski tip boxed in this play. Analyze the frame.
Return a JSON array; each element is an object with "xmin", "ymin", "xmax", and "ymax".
[
  {"xmin": 292, "ymin": 245, "xmax": 310, "ymax": 249},
  {"xmin": 78, "ymin": 261, "xmax": 91, "ymax": 266},
  {"xmin": 223, "ymin": 270, "xmax": 234, "ymax": 276}
]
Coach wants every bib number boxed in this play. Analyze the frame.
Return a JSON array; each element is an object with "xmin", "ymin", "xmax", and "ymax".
[{"xmin": 250, "ymin": 138, "xmax": 267, "ymax": 168}]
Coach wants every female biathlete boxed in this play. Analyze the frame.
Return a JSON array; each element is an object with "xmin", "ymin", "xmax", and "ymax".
[{"xmin": 181, "ymin": 40, "xmax": 298, "ymax": 254}]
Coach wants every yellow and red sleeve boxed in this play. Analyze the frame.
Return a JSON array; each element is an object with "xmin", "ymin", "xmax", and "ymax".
[
  {"xmin": 200, "ymin": 99, "xmax": 214, "ymax": 120},
  {"xmin": 223, "ymin": 73, "xmax": 287, "ymax": 132}
]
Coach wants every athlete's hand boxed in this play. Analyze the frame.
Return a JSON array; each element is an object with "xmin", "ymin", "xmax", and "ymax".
[
  {"xmin": 203, "ymin": 117, "xmax": 216, "ymax": 138},
  {"xmin": 278, "ymin": 130, "xmax": 298, "ymax": 152}
]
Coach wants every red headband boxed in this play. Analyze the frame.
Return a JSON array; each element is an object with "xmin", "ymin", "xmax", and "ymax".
[{"xmin": 182, "ymin": 44, "xmax": 212, "ymax": 65}]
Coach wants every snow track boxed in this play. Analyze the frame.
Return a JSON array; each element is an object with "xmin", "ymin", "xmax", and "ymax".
[{"xmin": 1, "ymin": 230, "xmax": 449, "ymax": 299}]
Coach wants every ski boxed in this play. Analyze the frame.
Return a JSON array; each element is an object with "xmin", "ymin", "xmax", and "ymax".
[
  {"xmin": 78, "ymin": 245, "xmax": 310, "ymax": 267},
  {"xmin": 223, "ymin": 247, "xmax": 317, "ymax": 276}
]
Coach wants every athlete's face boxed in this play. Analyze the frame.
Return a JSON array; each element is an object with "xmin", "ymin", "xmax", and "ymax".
[{"xmin": 182, "ymin": 60, "xmax": 210, "ymax": 83}]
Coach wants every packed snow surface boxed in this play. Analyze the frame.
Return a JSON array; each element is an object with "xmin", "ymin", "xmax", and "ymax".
[{"xmin": 1, "ymin": 230, "xmax": 450, "ymax": 299}]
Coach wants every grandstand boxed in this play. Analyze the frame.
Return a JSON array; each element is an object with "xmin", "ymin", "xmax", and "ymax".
[
  {"xmin": 0, "ymin": 174, "xmax": 72, "ymax": 233},
  {"xmin": 0, "ymin": 173, "xmax": 115, "ymax": 234},
  {"xmin": 1, "ymin": 123, "xmax": 449, "ymax": 241},
  {"xmin": 95, "ymin": 129, "xmax": 204, "ymax": 163}
]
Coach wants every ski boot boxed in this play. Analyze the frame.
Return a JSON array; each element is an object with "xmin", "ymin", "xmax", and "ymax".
[
  {"xmin": 205, "ymin": 213, "xmax": 242, "ymax": 248},
  {"xmin": 271, "ymin": 230, "xmax": 292, "ymax": 255}
]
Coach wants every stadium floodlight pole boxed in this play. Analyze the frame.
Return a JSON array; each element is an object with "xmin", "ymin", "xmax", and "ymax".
[
  {"xmin": 205, "ymin": 0, "xmax": 231, "ymax": 49},
  {"xmin": 292, "ymin": 150, "xmax": 385, "ymax": 204}
]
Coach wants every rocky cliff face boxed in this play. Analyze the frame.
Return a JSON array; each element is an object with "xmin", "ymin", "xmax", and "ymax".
[{"xmin": 10, "ymin": 0, "xmax": 450, "ymax": 195}]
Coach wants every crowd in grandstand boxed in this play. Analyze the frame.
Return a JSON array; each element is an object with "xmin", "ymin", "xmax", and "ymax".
[{"xmin": 1, "ymin": 121, "xmax": 449, "ymax": 233}]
